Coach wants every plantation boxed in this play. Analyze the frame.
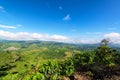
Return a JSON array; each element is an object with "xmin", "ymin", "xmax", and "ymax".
[{"xmin": 0, "ymin": 40, "xmax": 120, "ymax": 80}]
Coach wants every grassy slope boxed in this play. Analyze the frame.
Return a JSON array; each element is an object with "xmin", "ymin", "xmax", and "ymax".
[{"xmin": 0, "ymin": 41, "xmax": 77, "ymax": 79}]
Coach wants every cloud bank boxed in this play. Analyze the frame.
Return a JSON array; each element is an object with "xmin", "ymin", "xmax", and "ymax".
[
  {"xmin": 0, "ymin": 30, "xmax": 120, "ymax": 44},
  {"xmin": 0, "ymin": 30, "xmax": 69, "ymax": 42},
  {"xmin": 104, "ymin": 32, "xmax": 120, "ymax": 43},
  {"xmin": 0, "ymin": 30, "xmax": 100, "ymax": 44},
  {"xmin": 0, "ymin": 24, "xmax": 16, "ymax": 29}
]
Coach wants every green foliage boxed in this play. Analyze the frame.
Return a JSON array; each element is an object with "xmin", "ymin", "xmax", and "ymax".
[
  {"xmin": 72, "ymin": 51, "xmax": 95, "ymax": 71},
  {"xmin": 90, "ymin": 45, "xmax": 120, "ymax": 79},
  {"xmin": 23, "ymin": 75, "xmax": 32, "ymax": 80},
  {"xmin": 50, "ymin": 73, "xmax": 58, "ymax": 80},
  {"xmin": 39, "ymin": 61, "xmax": 59, "ymax": 79},
  {"xmin": 0, "ymin": 41, "xmax": 120, "ymax": 80},
  {"xmin": 59, "ymin": 59, "xmax": 74, "ymax": 76},
  {"xmin": 69, "ymin": 45, "xmax": 120, "ymax": 79},
  {"xmin": 94, "ymin": 45, "xmax": 118, "ymax": 66},
  {"xmin": 31, "ymin": 73, "xmax": 45, "ymax": 80}
]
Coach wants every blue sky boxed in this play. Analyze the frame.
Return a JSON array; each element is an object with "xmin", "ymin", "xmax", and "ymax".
[{"xmin": 0, "ymin": 0, "xmax": 120, "ymax": 43}]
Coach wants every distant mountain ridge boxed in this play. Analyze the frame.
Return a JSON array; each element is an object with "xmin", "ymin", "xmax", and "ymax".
[{"xmin": 0, "ymin": 40, "xmax": 120, "ymax": 50}]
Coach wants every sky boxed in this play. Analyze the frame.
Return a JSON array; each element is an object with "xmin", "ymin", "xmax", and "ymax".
[{"xmin": 0, "ymin": 0, "xmax": 120, "ymax": 43}]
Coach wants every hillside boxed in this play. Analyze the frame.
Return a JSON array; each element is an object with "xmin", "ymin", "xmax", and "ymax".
[{"xmin": 0, "ymin": 41, "xmax": 120, "ymax": 80}]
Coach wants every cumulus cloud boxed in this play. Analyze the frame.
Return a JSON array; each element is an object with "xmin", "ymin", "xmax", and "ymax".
[
  {"xmin": 104, "ymin": 32, "xmax": 120, "ymax": 43},
  {"xmin": 0, "ymin": 30, "xmax": 103, "ymax": 43},
  {"xmin": 104, "ymin": 32, "xmax": 120, "ymax": 38},
  {"xmin": 0, "ymin": 30, "xmax": 101, "ymax": 43},
  {"xmin": 0, "ymin": 30, "xmax": 69, "ymax": 42},
  {"xmin": 0, "ymin": 24, "xmax": 16, "ymax": 29},
  {"xmin": 63, "ymin": 14, "xmax": 71, "ymax": 21},
  {"xmin": 2, "ymin": 30, "xmax": 120, "ymax": 44}
]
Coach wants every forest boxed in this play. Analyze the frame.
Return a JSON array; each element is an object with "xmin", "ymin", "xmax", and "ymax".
[{"xmin": 0, "ymin": 40, "xmax": 120, "ymax": 80}]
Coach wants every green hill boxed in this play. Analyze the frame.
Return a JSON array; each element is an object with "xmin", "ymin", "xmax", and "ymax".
[{"xmin": 0, "ymin": 40, "xmax": 120, "ymax": 80}]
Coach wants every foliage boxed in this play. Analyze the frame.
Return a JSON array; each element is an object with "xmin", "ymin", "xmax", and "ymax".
[
  {"xmin": 59, "ymin": 58, "xmax": 74, "ymax": 76},
  {"xmin": 0, "ymin": 41, "xmax": 120, "ymax": 80},
  {"xmin": 39, "ymin": 61, "xmax": 59, "ymax": 80}
]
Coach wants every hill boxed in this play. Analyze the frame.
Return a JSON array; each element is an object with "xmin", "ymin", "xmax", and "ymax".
[{"xmin": 0, "ymin": 40, "xmax": 120, "ymax": 80}]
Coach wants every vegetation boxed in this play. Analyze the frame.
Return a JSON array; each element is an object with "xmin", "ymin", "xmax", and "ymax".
[{"xmin": 0, "ymin": 40, "xmax": 120, "ymax": 80}]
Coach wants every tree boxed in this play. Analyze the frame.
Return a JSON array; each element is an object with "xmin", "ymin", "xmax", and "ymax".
[{"xmin": 100, "ymin": 38, "xmax": 110, "ymax": 46}]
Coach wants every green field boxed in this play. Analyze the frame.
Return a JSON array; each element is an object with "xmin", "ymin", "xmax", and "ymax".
[{"xmin": 0, "ymin": 40, "xmax": 120, "ymax": 80}]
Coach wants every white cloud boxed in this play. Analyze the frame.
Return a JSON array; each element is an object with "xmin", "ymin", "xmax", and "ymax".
[
  {"xmin": 0, "ymin": 24, "xmax": 16, "ymax": 29},
  {"xmin": 0, "ymin": 30, "xmax": 69, "ymax": 42},
  {"xmin": 104, "ymin": 32, "xmax": 120, "ymax": 38},
  {"xmin": 0, "ymin": 6, "xmax": 6, "ymax": 12},
  {"xmin": 2, "ymin": 30, "xmax": 120, "ymax": 44},
  {"xmin": 0, "ymin": 30, "xmax": 99, "ymax": 43},
  {"xmin": 58, "ymin": 6, "xmax": 63, "ymax": 10},
  {"xmin": 63, "ymin": 14, "xmax": 71, "ymax": 21},
  {"xmin": 0, "ymin": 30, "xmax": 103, "ymax": 43},
  {"xmin": 104, "ymin": 32, "xmax": 120, "ymax": 43},
  {"xmin": 51, "ymin": 35, "xmax": 68, "ymax": 40}
]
